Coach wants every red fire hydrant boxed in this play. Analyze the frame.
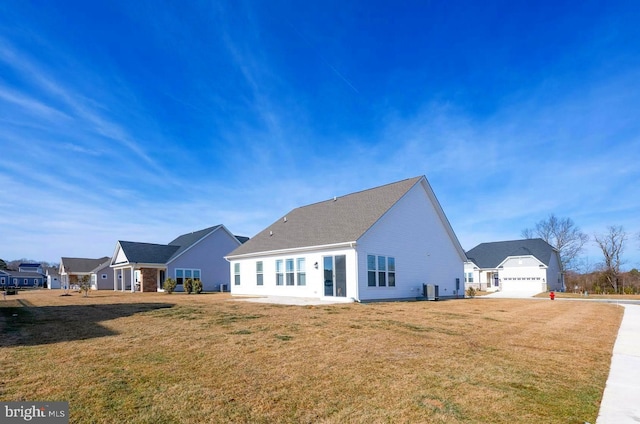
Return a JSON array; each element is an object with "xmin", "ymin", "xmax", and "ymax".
[{"xmin": 549, "ymin": 291, "xmax": 555, "ymax": 300}]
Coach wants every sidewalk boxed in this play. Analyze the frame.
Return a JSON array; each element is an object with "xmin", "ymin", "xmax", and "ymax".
[{"xmin": 597, "ymin": 304, "xmax": 640, "ymax": 423}]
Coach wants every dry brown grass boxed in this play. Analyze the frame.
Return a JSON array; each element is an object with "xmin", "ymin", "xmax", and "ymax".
[
  {"xmin": 535, "ymin": 291, "xmax": 640, "ymax": 300},
  {"xmin": 0, "ymin": 290, "xmax": 623, "ymax": 423}
]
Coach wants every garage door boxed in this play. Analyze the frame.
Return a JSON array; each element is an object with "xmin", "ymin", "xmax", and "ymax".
[{"xmin": 501, "ymin": 279, "xmax": 545, "ymax": 293}]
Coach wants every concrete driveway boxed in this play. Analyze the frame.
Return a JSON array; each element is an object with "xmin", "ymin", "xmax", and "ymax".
[
  {"xmin": 483, "ymin": 290, "xmax": 544, "ymax": 299},
  {"xmin": 232, "ymin": 295, "xmax": 355, "ymax": 306}
]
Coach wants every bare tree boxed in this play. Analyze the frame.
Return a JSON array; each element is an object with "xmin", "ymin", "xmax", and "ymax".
[
  {"xmin": 521, "ymin": 214, "xmax": 589, "ymax": 271},
  {"xmin": 594, "ymin": 226, "xmax": 627, "ymax": 292}
]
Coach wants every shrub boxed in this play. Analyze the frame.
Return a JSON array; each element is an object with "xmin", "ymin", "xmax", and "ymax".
[
  {"xmin": 184, "ymin": 278, "xmax": 193, "ymax": 294},
  {"xmin": 163, "ymin": 278, "xmax": 177, "ymax": 294},
  {"xmin": 79, "ymin": 275, "xmax": 91, "ymax": 297},
  {"xmin": 466, "ymin": 287, "xmax": 476, "ymax": 298},
  {"xmin": 193, "ymin": 279, "xmax": 203, "ymax": 294}
]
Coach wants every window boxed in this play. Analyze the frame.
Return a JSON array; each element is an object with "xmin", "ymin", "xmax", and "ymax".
[
  {"xmin": 101, "ymin": 274, "xmax": 107, "ymax": 279},
  {"xmin": 24, "ymin": 279, "xmax": 29, "ymax": 285},
  {"xmin": 276, "ymin": 260, "xmax": 283, "ymax": 286},
  {"xmin": 378, "ymin": 256, "xmax": 386, "ymax": 286},
  {"xmin": 175, "ymin": 268, "xmax": 201, "ymax": 284},
  {"xmin": 256, "ymin": 261, "xmax": 263, "ymax": 286},
  {"xmin": 367, "ymin": 255, "xmax": 395, "ymax": 288},
  {"xmin": 297, "ymin": 258, "xmax": 306, "ymax": 286},
  {"xmin": 367, "ymin": 255, "xmax": 376, "ymax": 287},
  {"xmin": 0, "ymin": 277, "xmax": 5, "ymax": 285},
  {"xmin": 388, "ymin": 257, "xmax": 395, "ymax": 287},
  {"xmin": 234, "ymin": 263, "xmax": 240, "ymax": 285},
  {"xmin": 466, "ymin": 272, "xmax": 474, "ymax": 283},
  {"xmin": 285, "ymin": 259, "xmax": 294, "ymax": 285}
]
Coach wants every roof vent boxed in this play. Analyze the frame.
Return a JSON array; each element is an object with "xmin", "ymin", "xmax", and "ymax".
[
  {"xmin": 283, "ymin": 217, "xmax": 287, "ymax": 222},
  {"xmin": 269, "ymin": 231, "xmax": 273, "ymax": 236},
  {"xmin": 333, "ymin": 196, "xmax": 337, "ymax": 201}
]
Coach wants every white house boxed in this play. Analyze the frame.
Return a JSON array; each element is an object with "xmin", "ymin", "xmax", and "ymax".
[
  {"xmin": 464, "ymin": 238, "xmax": 565, "ymax": 294},
  {"xmin": 225, "ymin": 176, "xmax": 467, "ymax": 302}
]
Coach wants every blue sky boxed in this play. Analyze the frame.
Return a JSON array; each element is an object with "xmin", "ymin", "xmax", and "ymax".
[{"xmin": 1, "ymin": 1, "xmax": 639, "ymax": 269}]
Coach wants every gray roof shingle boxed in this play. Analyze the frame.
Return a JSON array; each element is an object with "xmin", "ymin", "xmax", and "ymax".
[
  {"xmin": 167, "ymin": 225, "xmax": 222, "ymax": 261},
  {"xmin": 61, "ymin": 257, "xmax": 111, "ymax": 273},
  {"xmin": 465, "ymin": 238, "xmax": 556, "ymax": 268},
  {"xmin": 116, "ymin": 225, "xmax": 237, "ymax": 265},
  {"xmin": 228, "ymin": 176, "xmax": 423, "ymax": 257},
  {"xmin": 117, "ymin": 241, "xmax": 180, "ymax": 264}
]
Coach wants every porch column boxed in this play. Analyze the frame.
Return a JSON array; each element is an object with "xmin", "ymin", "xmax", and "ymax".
[
  {"xmin": 130, "ymin": 267, "xmax": 135, "ymax": 292},
  {"xmin": 113, "ymin": 268, "xmax": 117, "ymax": 291}
]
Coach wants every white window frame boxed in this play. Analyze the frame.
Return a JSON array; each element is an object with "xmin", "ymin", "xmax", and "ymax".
[
  {"xmin": 256, "ymin": 261, "xmax": 263, "ymax": 286},
  {"xmin": 176, "ymin": 268, "xmax": 201, "ymax": 285},
  {"xmin": 275, "ymin": 260, "xmax": 284, "ymax": 286},
  {"xmin": 233, "ymin": 264, "xmax": 240, "ymax": 286},
  {"xmin": 367, "ymin": 254, "xmax": 396, "ymax": 288},
  {"xmin": 296, "ymin": 258, "xmax": 306, "ymax": 286},
  {"xmin": 285, "ymin": 259, "xmax": 294, "ymax": 286}
]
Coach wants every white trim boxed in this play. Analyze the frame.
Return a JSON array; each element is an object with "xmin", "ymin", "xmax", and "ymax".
[
  {"xmin": 496, "ymin": 255, "xmax": 546, "ymax": 269},
  {"xmin": 226, "ymin": 241, "xmax": 357, "ymax": 260},
  {"xmin": 167, "ymin": 225, "xmax": 241, "ymax": 265},
  {"xmin": 111, "ymin": 262, "xmax": 167, "ymax": 270}
]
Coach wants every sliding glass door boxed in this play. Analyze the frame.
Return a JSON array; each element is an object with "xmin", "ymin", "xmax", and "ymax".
[{"xmin": 323, "ymin": 255, "xmax": 346, "ymax": 297}]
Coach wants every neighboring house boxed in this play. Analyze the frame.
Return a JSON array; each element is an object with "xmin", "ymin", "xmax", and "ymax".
[
  {"xmin": 0, "ymin": 269, "xmax": 46, "ymax": 288},
  {"xmin": 226, "ymin": 176, "xmax": 467, "ymax": 302},
  {"xmin": 464, "ymin": 238, "xmax": 565, "ymax": 294},
  {"xmin": 46, "ymin": 267, "xmax": 61, "ymax": 289},
  {"xmin": 110, "ymin": 225, "xmax": 245, "ymax": 292},
  {"xmin": 59, "ymin": 257, "xmax": 112, "ymax": 290},
  {"xmin": 18, "ymin": 263, "xmax": 44, "ymax": 273}
]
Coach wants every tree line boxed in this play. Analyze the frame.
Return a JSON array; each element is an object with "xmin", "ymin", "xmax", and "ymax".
[
  {"xmin": 521, "ymin": 214, "xmax": 638, "ymax": 294},
  {"xmin": 0, "ymin": 259, "xmax": 60, "ymax": 271}
]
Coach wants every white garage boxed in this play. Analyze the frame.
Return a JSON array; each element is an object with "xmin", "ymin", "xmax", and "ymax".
[{"xmin": 464, "ymin": 239, "xmax": 565, "ymax": 294}]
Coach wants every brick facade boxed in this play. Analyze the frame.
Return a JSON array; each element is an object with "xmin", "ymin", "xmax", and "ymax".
[{"xmin": 140, "ymin": 268, "xmax": 158, "ymax": 292}]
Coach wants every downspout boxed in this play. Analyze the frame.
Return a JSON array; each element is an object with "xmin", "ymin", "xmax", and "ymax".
[{"xmin": 350, "ymin": 241, "xmax": 359, "ymax": 302}]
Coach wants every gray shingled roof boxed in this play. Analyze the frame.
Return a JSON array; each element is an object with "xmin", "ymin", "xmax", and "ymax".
[
  {"xmin": 235, "ymin": 235, "xmax": 250, "ymax": 244},
  {"xmin": 1, "ymin": 271, "xmax": 45, "ymax": 278},
  {"xmin": 167, "ymin": 225, "xmax": 222, "ymax": 261},
  {"xmin": 115, "ymin": 225, "xmax": 238, "ymax": 265},
  {"xmin": 465, "ymin": 238, "xmax": 556, "ymax": 268},
  {"xmin": 228, "ymin": 176, "xmax": 423, "ymax": 257},
  {"xmin": 61, "ymin": 257, "xmax": 111, "ymax": 273},
  {"xmin": 117, "ymin": 241, "xmax": 180, "ymax": 264}
]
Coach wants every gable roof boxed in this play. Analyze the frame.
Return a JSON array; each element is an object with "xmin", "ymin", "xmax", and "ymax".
[
  {"xmin": 112, "ymin": 224, "xmax": 241, "ymax": 266},
  {"xmin": 465, "ymin": 238, "xmax": 557, "ymax": 268},
  {"xmin": 115, "ymin": 241, "xmax": 180, "ymax": 265},
  {"xmin": 61, "ymin": 257, "xmax": 111, "ymax": 273},
  {"xmin": 235, "ymin": 235, "xmax": 250, "ymax": 244},
  {"xmin": 228, "ymin": 176, "xmax": 462, "ymax": 258},
  {"xmin": 167, "ymin": 225, "xmax": 223, "ymax": 262}
]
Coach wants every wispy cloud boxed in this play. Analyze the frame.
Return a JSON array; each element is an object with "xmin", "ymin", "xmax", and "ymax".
[{"xmin": 0, "ymin": 38, "xmax": 170, "ymax": 178}]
